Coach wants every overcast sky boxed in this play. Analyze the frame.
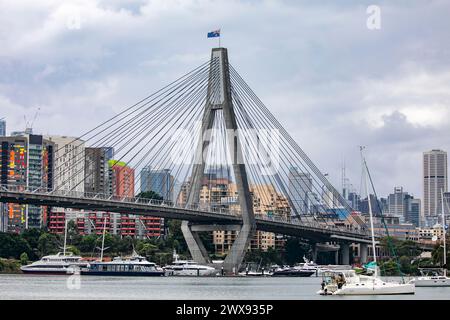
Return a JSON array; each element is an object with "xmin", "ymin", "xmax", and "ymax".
[{"xmin": 1, "ymin": 0, "xmax": 449, "ymax": 199}]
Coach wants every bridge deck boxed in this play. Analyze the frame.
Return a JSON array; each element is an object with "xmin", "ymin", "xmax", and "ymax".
[{"xmin": 0, "ymin": 189, "xmax": 374, "ymax": 243}]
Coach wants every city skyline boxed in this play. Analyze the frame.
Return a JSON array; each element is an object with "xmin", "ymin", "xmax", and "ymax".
[{"xmin": 1, "ymin": 1, "xmax": 449, "ymax": 199}]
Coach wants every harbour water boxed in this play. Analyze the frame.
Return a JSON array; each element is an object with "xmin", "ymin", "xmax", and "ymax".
[{"xmin": 1, "ymin": 274, "xmax": 449, "ymax": 300}]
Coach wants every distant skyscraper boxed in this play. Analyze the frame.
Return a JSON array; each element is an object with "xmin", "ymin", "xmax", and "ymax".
[
  {"xmin": 140, "ymin": 167, "xmax": 174, "ymax": 201},
  {"xmin": 387, "ymin": 187, "xmax": 408, "ymax": 221},
  {"xmin": 0, "ymin": 119, "xmax": 5, "ymax": 136},
  {"xmin": 423, "ymin": 149, "xmax": 448, "ymax": 220},
  {"xmin": 288, "ymin": 167, "xmax": 312, "ymax": 215},
  {"xmin": 405, "ymin": 198, "xmax": 421, "ymax": 227}
]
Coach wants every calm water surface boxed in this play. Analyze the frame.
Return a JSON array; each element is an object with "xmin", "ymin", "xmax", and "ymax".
[{"xmin": 1, "ymin": 274, "xmax": 449, "ymax": 300}]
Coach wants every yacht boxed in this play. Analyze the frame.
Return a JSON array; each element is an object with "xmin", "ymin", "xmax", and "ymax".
[
  {"xmin": 409, "ymin": 190, "xmax": 450, "ymax": 287},
  {"xmin": 21, "ymin": 219, "xmax": 88, "ymax": 274},
  {"xmin": 21, "ymin": 252, "xmax": 88, "ymax": 275},
  {"xmin": 318, "ymin": 269, "xmax": 415, "ymax": 295},
  {"xmin": 409, "ymin": 268, "xmax": 450, "ymax": 287},
  {"xmin": 271, "ymin": 266, "xmax": 314, "ymax": 277},
  {"xmin": 317, "ymin": 147, "xmax": 415, "ymax": 296},
  {"xmin": 76, "ymin": 252, "xmax": 165, "ymax": 277},
  {"xmin": 163, "ymin": 251, "xmax": 218, "ymax": 276}
]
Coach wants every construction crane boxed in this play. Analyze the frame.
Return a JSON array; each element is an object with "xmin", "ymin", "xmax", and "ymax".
[{"xmin": 23, "ymin": 107, "xmax": 40, "ymax": 134}]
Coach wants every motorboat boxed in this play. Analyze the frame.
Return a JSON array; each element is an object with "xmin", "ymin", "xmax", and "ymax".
[
  {"xmin": 21, "ymin": 252, "xmax": 88, "ymax": 275},
  {"xmin": 272, "ymin": 266, "xmax": 314, "ymax": 277},
  {"xmin": 409, "ymin": 268, "xmax": 450, "ymax": 287},
  {"xmin": 317, "ymin": 270, "xmax": 415, "ymax": 295},
  {"xmin": 163, "ymin": 251, "xmax": 218, "ymax": 276}
]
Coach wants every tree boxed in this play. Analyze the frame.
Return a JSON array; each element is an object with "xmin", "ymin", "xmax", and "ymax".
[
  {"xmin": 37, "ymin": 233, "xmax": 61, "ymax": 257},
  {"xmin": 283, "ymin": 238, "xmax": 310, "ymax": 265},
  {"xmin": 20, "ymin": 252, "xmax": 29, "ymax": 265},
  {"xmin": 137, "ymin": 191, "xmax": 163, "ymax": 201}
]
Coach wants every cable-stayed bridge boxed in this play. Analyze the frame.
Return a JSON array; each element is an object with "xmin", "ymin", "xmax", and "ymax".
[{"xmin": 0, "ymin": 48, "xmax": 376, "ymax": 273}]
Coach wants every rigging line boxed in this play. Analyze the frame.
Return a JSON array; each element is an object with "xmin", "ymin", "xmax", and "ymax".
[
  {"xmin": 234, "ymin": 92, "xmax": 326, "ymax": 226},
  {"xmin": 124, "ymin": 60, "xmax": 222, "ymax": 198},
  {"xmin": 103, "ymin": 69, "xmax": 215, "ymax": 198},
  {"xmin": 53, "ymin": 69, "xmax": 213, "ymax": 194},
  {"xmin": 51, "ymin": 60, "xmax": 213, "ymax": 157},
  {"xmin": 230, "ymin": 72, "xmax": 338, "ymax": 225},
  {"xmin": 229, "ymin": 67, "xmax": 355, "ymax": 228},
  {"xmin": 124, "ymin": 79, "xmax": 211, "ymax": 198},
  {"xmin": 230, "ymin": 71, "xmax": 352, "ymax": 229},
  {"xmin": 229, "ymin": 65, "xmax": 347, "ymax": 205},
  {"xmin": 142, "ymin": 61, "xmax": 223, "ymax": 204},
  {"xmin": 231, "ymin": 86, "xmax": 305, "ymax": 221},
  {"xmin": 160, "ymin": 61, "xmax": 224, "ymax": 207},
  {"xmin": 61, "ymin": 65, "xmax": 214, "ymax": 193},
  {"xmin": 231, "ymin": 90, "xmax": 283, "ymax": 220},
  {"xmin": 232, "ymin": 89, "xmax": 299, "ymax": 223},
  {"xmin": 233, "ymin": 84, "xmax": 340, "ymax": 228},
  {"xmin": 233, "ymin": 99, "xmax": 298, "ymax": 224},
  {"xmin": 54, "ymin": 64, "xmax": 213, "ymax": 185}
]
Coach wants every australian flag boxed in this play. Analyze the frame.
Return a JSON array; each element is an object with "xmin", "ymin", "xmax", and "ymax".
[{"xmin": 207, "ymin": 29, "xmax": 220, "ymax": 38}]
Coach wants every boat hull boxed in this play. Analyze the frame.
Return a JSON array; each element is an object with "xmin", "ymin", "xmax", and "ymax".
[
  {"xmin": 272, "ymin": 270, "xmax": 315, "ymax": 277},
  {"xmin": 333, "ymin": 283, "xmax": 415, "ymax": 295},
  {"xmin": 412, "ymin": 278, "xmax": 450, "ymax": 287}
]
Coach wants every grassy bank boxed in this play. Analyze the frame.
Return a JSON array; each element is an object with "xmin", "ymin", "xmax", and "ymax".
[{"xmin": 0, "ymin": 258, "xmax": 22, "ymax": 274}]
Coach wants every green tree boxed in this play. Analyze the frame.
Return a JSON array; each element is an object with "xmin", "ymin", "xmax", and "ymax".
[
  {"xmin": 37, "ymin": 233, "xmax": 61, "ymax": 257},
  {"xmin": 20, "ymin": 252, "xmax": 29, "ymax": 265},
  {"xmin": 137, "ymin": 191, "xmax": 163, "ymax": 201}
]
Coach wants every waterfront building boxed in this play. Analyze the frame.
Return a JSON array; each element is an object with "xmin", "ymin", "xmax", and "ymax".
[
  {"xmin": 0, "ymin": 134, "xmax": 54, "ymax": 232},
  {"xmin": 423, "ymin": 149, "xmax": 448, "ymax": 221}
]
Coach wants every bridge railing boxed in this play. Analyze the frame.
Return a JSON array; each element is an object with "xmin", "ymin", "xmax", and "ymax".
[{"xmin": 1, "ymin": 184, "xmax": 370, "ymax": 236}]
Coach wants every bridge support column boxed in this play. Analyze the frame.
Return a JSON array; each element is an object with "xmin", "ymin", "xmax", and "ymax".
[
  {"xmin": 360, "ymin": 243, "xmax": 368, "ymax": 264},
  {"xmin": 311, "ymin": 244, "xmax": 318, "ymax": 262},
  {"xmin": 184, "ymin": 48, "xmax": 255, "ymax": 274},
  {"xmin": 340, "ymin": 243, "xmax": 350, "ymax": 265},
  {"xmin": 181, "ymin": 221, "xmax": 210, "ymax": 265}
]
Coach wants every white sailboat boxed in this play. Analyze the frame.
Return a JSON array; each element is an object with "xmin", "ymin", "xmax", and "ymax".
[
  {"xmin": 318, "ymin": 147, "xmax": 415, "ymax": 295},
  {"xmin": 409, "ymin": 189, "xmax": 450, "ymax": 287}
]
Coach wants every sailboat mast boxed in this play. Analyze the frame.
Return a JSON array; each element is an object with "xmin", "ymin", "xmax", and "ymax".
[
  {"xmin": 63, "ymin": 218, "xmax": 68, "ymax": 256},
  {"xmin": 100, "ymin": 216, "xmax": 107, "ymax": 262},
  {"xmin": 441, "ymin": 189, "xmax": 447, "ymax": 277},
  {"xmin": 361, "ymin": 147, "xmax": 377, "ymax": 277}
]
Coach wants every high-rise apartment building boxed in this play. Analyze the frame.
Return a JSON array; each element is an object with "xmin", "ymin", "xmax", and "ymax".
[
  {"xmin": 0, "ymin": 134, "xmax": 54, "ymax": 232},
  {"xmin": 288, "ymin": 167, "xmax": 312, "ymax": 215},
  {"xmin": 140, "ymin": 167, "xmax": 174, "ymax": 201},
  {"xmin": 45, "ymin": 136, "xmax": 85, "ymax": 234},
  {"xmin": 423, "ymin": 149, "xmax": 448, "ymax": 223},
  {"xmin": 84, "ymin": 147, "xmax": 112, "ymax": 195}
]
